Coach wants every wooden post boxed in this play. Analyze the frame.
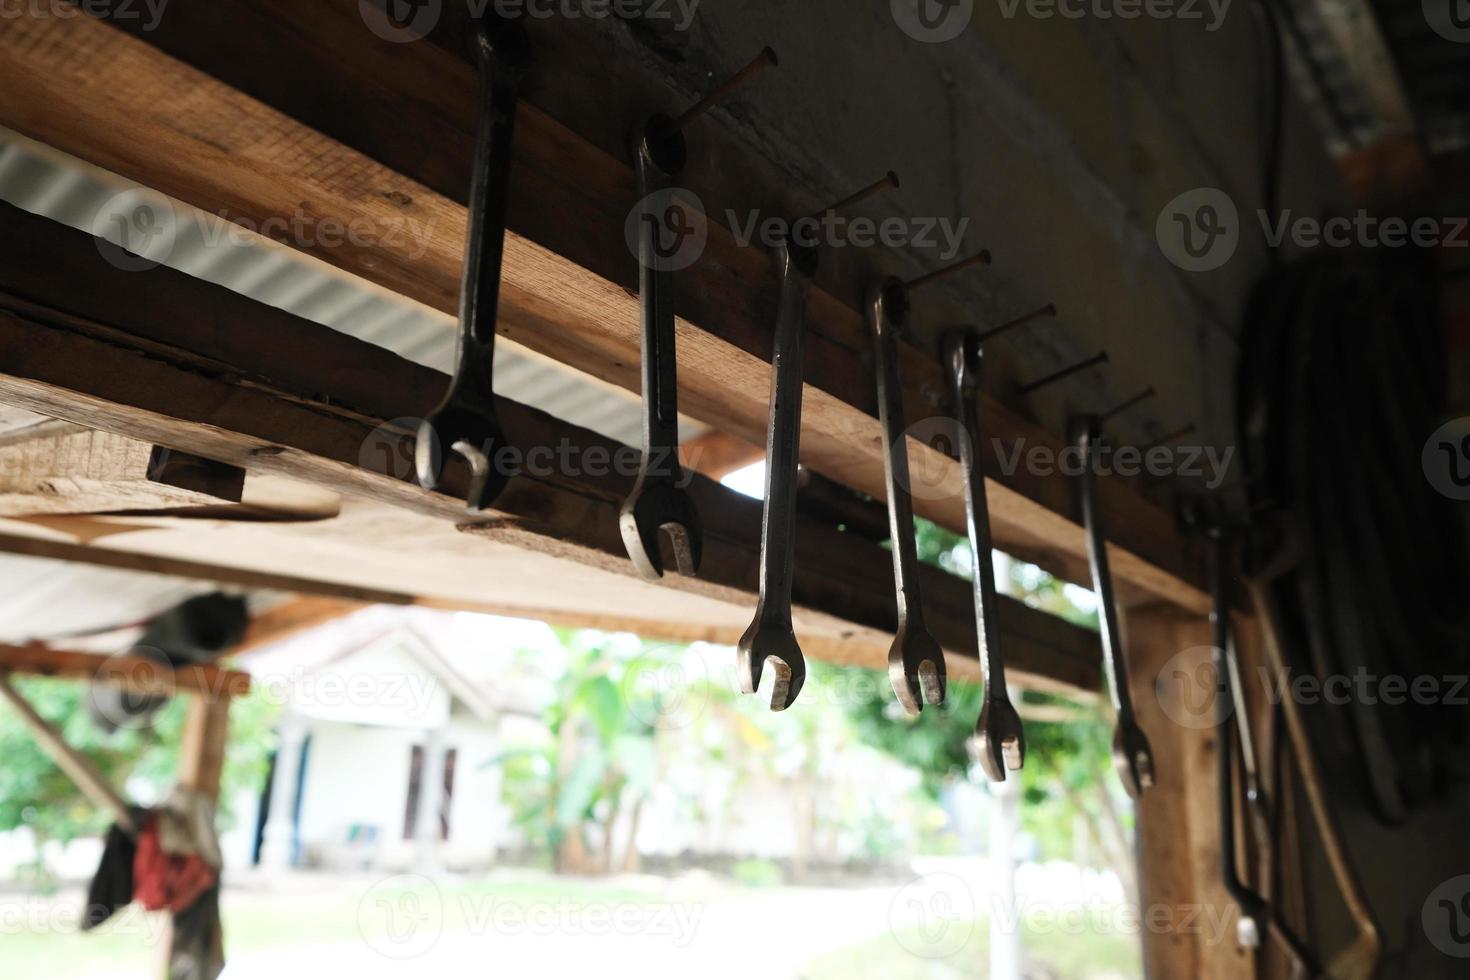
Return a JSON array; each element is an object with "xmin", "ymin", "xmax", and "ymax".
[
  {"xmin": 178, "ymin": 695, "xmax": 231, "ymax": 799},
  {"xmin": 1126, "ymin": 603, "xmax": 1253, "ymax": 980},
  {"xmin": 156, "ymin": 692, "xmax": 232, "ymax": 979}
]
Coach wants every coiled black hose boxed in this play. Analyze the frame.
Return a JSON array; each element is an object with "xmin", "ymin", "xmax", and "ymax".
[{"xmin": 1238, "ymin": 248, "xmax": 1470, "ymax": 824}]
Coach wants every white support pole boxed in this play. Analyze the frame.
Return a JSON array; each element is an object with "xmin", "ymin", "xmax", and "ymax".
[
  {"xmin": 989, "ymin": 734, "xmax": 1024, "ymax": 980},
  {"xmin": 260, "ymin": 716, "xmax": 306, "ymax": 872}
]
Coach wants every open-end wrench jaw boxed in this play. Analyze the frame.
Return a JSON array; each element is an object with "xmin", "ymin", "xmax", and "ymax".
[
  {"xmin": 975, "ymin": 696, "xmax": 1026, "ymax": 783},
  {"xmin": 1110, "ymin": 718, "xmax": 1156, "ymax": 800},
  {"xmin": 416, "ymin": 392, "xmax": 506, "ymax": 514},
  {"xmin": 415, "ymin": 19, "xmax": 529, "ymax": 514},
  {"xmin": 620, "ymin": 481, "xmax": 702, "ymax": 578},
  {"xmin": 886, "ymin": 627, "xmax": 948, "ymax": 716},
  {"xmin": 737, "ymin": 610, "xmax": 807, "ymax": 712}
]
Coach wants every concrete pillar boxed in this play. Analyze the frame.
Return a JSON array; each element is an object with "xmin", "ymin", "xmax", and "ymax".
[{"xmin": 259, "ymin": 716, "xmax": 306, "ymax": 872}]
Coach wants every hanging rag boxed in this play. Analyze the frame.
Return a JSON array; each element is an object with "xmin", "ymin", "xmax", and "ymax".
[
  {"xmin": 133, "ymin": 813, "xmax": 218, "ymax": 915},
  {"xmin": 82, "ymin": 806, "xmax": 150, "ymax": 931}
]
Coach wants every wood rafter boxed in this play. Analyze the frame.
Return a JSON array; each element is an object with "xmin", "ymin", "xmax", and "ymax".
[
  {"xmin": 0, "ymin": 5, "xmax": 1209, "ymax": 614},
  {"xmin": 0, "ymin": 202, "xmax": 1103, "ymax": 696}
]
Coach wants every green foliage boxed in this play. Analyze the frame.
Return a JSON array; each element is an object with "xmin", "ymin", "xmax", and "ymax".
[
  {"xmin": 851, "ymin": 520, "xmax": 1125, "ymax": 867},
  {"xmin": 495, "ymin": 630, "xmax": 701, "ymax": 867},
  {"xmin": 828, "ymin": 660, "xmax": 980, "ymax": 798},
  {"xmin": 0, "ymin": 678, "xmax": 279, "ymax": 854}
]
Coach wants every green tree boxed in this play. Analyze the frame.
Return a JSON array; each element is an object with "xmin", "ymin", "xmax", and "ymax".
[
  {"xmin": 496, "ymin": 630, "xmax": 713, "ymax": 874},
  {"xmin": 847, "ymin": 520, "xmax": 1133, "ymax": 885},
  {"xmin": 0, "ymin": 678, "xmax": 279, "ymax": 881}
]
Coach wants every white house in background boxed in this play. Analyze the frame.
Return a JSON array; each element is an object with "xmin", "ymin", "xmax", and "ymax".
[{"xmin": 252, "ymin": 623, "xmax": 536, "ymax": 873}]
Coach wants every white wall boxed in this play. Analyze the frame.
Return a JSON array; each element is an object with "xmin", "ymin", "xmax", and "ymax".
[{"xmin": 294, "ymin": 715, "xmax": 505, "ymax": 871}]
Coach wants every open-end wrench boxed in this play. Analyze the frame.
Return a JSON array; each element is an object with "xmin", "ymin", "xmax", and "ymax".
[
  {"xmin": 619, "ymin": 116, "xmax": 700, "ymax": 579},
  {"xmin": 415, "ymin": 19, "xmax": 529, "ymax": 512},
  {"xmin": 618, "ymin": 50, "xmax": 778, "ymax": 576},
  {"xmin": 1072, "ymin": 415, "xmax": 1155, "ymax": 798},
  {"xmin": 1179, "ymin": 499, "xmax": 1273, "ymax": 849},
  {"xmin": 1206, "ymin": 522, "xmax": 1320, "ymax": 974},
  {"xmin": 737, "ymin": 237, "xmax": 819, "ymax": 711},
  {"xmin": 868, "ymin": 278, "xmax": 946, "ymax": 716},
  {"xmin": 1207, "ymin": 524, "xmax": 1267, "ymax": 951},
  {"xmin": 944, "ymin": 329, "xmax": 1024, "ymax": 780},
  {"xmin": 737, "ymin": 173, "xmax": 899, "ymax": 711}
]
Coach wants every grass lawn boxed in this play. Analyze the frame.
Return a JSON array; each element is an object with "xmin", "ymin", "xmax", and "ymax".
[
  {"xmin": 0, "ymin": 874, "xmax": 690, "ymax": 978},
  {"xmin": 803, "ymin": 920, "xmax": 1141, "ymax": 979},
  {"xmin": 1, "ymin": 873, "xmax": 1142, "ymax": 979}
]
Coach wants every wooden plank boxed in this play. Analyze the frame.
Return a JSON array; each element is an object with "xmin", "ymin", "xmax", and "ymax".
[
  {"xmin": 0, "ymin": 214, "xmax": 1103, "ymax": 695},
  {"xmin": 0, "ymin": 6, "xmax": 1208, "ymax": 613},
  {"xmin": 0, "ymin": 429, "xmax": 239, "ymax": 516},
  {"xmin": 0, "ymin": 643, "xmax": 251, "ymax": 698},
  {"xmin": 1128, "ymin": 603, "xmax": 1251, "ymax": 980}
]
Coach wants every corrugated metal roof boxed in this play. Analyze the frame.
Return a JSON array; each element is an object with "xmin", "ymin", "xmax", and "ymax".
[{"xmin": 0, "ymin": 128, "xmax": 695, "ymax": 449}]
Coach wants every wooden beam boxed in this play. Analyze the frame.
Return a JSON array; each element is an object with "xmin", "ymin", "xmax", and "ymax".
[
  {"xmin": 237, "ymin": 597, "xmax": 365, "ymax": 652},
  {"xmin": 0, "ymin": 6, "xmax": 1208, "ymax": 613},
  {"xmin": 0, "ymin": 205, "xmax": 1103, "ymax": 696},
  {"xmin": 680, "ymin": 431, "xmax": 764, "ymax": 481},
  {"xmin": 0, "ymin": 643, "xmax": 251, "ymax": 699},
  {"xmin": 0, "ymin": 529, "xmax": 420, "ymax": 605}
]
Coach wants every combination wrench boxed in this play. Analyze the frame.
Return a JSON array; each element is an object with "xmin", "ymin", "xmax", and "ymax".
[
  {"xmin": 737, "ymin": 173, "xmax": 899, "ymax": 711},
  {"xmin": 1207, "ymin": 520, "xmax": 1320, "ymax": 974},
  {"xmin": 737, "ymin": 237, "xmax": 819, "ymax": 711},
  {"xmin": 619, "ymin": 49, "xmax": 776, "ymax": 578},
  {"xmin": 1072, "ymin": 414, "xmax": 1155, "ymax": 798},
  {"xmin": 868, "ymin": 279, "xmax": 946, "ymax": 715},
  {"xmin": 415, "ymin": 19, "xmax": 528, "ymax": 512},
  {"xmin": 619, "ymin": 115, "xmax": 701, "ymax": 579},
  {"xmin": 944, "ymin": 329, "xmax": 1025, "ymax": 780}
]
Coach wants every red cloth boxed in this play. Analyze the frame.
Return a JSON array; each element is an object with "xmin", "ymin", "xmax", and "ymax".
[{"xmin": 132, "ymin": 816, "xmax": 217, "ymax": 914}]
